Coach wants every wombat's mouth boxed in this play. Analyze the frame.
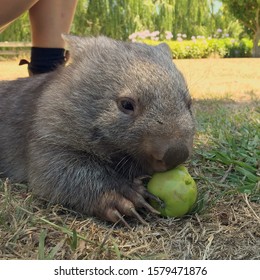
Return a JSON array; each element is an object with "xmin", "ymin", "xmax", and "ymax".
[
  {"xmin": 149, "ymin": 159, "xmax": 169, "ymax": 173},
  {"xmin": 139, "ymin": 159, "xmax": 172, "ymax": 175}
]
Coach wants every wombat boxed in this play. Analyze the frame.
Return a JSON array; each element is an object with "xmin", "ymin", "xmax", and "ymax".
[{"xmin": 0, "ymin": 35, "xmax": 195, "ymax": 226}]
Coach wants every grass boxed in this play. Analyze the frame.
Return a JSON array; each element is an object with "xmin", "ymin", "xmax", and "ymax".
[
  {"xmin": 0, "ymin": 59, "xmax": 259, "ymax": 260},
  {"xmin": 193, "ymin": 100, "xmax": 259, "ymax": 203},
  {"xmin": 1, "ymin": 98, "xmax": 259, "ymax": 260}
]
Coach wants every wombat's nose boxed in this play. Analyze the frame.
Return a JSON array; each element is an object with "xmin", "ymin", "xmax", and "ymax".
[
  {"xmin": 151, "ymin": 142, "xmax": 190, "ymax": 172},
  {"xmin": 163, "ymin": 143, "xmax": 189, "ymax": 169}
]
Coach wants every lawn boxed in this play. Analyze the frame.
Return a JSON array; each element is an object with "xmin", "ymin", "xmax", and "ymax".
[{"xmin": 0, "ymin": 58, "xmax": 259, "ymax": 259}]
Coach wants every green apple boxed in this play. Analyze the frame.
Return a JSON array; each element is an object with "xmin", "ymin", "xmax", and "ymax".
[{"xmin": 147, "ymin": 165, "xmax": 197, "ymax": 217}]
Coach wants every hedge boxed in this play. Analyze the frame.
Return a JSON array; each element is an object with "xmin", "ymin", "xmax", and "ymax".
[{"xmin": 139, "ymin": 38, "xmax": 253, "ymax": 58}]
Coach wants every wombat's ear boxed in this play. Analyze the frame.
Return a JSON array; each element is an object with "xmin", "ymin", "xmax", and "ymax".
[
  {"xmin": 156, "ymin": 43, "xmax": 172, "ymax": 58},
  {"xmin": 62, "ymin": 34, "xmax": 91, "ymax": 60}
]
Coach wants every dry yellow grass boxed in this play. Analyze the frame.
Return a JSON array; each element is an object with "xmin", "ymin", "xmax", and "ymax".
[
  {"xmin": 1, "ymin": 179, "xmax": 259, "ymax": 260},
  {"xmin": 1, "ymin": 58, "xmax": 259, "ymax": 100},
  {"xmin": 175, "ymin": 58, "xmax": 260, "ymax": 101}
]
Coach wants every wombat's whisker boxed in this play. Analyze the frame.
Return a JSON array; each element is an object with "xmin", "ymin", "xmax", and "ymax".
[{"xmin": 114, "ymin": 154, "xmax": 130, "ymax": 173}]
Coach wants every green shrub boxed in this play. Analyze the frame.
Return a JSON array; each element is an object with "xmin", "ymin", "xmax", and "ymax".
[
  {"xmin": 207, "ymin": 39, "xmax": 228, "ymax": 57},
  {"xmin": 230, "ymin": 38, "xmax": 252, "ymax": 57},
  {"xmin": 140, "ymin": 38, "xmax": 253, "ymax": 59}
]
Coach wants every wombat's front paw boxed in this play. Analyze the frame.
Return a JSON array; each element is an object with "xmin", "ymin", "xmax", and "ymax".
[{"xmin": 93, "ymin": 183, "xmax": 160, "ymax": 228}]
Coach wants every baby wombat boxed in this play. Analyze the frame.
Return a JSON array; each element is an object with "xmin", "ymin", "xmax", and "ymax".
[{"xmin": 0, "ymin": 35, "xmax": 195, "ymax": 226}]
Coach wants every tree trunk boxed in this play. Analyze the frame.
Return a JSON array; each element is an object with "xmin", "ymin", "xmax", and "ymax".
[
  {"xmin": 252, "ymin": 28, "xmax": 260, "ymax": 57},
  {"xmin": 252, "ymin": 7, "xmax": 260, "ymax": 58}
]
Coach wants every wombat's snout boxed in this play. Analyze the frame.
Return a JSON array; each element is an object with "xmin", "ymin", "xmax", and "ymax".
[
  {"xmin": 162, "ymin": 143, "xmax": 189, "ymax": 169},
  {"xmin": 146, "ymin": 141, "xmax": 191, "ymax": 173}
]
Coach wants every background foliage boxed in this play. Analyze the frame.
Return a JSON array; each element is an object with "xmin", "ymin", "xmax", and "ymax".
[
  {"xmin": 221, "ymin": 0, "xmax": 260, "ymax": 57},
  {"xmin": 0, "ymin": 0, "xmax": 248, "ymax": 41},
  {"xmin": 0, "ymin": 0, "xmax": 258, "ymax": 57},
  {"xmin": 138, "ymin": 37, "xmax": 253, "ymax": 58}
]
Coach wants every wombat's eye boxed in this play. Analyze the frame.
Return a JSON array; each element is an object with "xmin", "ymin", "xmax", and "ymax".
[{"xmin": 117, "ymin": 97, "xmax": 136, "ymax": 114}]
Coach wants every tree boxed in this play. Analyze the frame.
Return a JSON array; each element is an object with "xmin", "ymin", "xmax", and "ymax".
[
  {"xmin": 73, "ymin": 0, "xmax": 213, "ymax": 40},
  {"xmin": 222, "ymin": 0, "xmax": 260, "ymax": 57}
]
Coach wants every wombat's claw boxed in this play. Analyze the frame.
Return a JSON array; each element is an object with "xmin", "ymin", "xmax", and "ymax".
[
  {"xmin": 114, "ymin": 211, "xmax": 132, "ymax": 230},
  {"xmin": 129, "ymin": 208, "xmax": 148, "ymax": 225},
  {"xmin": 133, "ymin": 175, "xmax": 151, "ymax": 187},
  {"xmin": 140, "ymin": 198, "xmax": 161, "ymax": 215},
  {"xmin": 114, "ymin": 208, "xmax": 147, "ymax": 228},
  {"xmin": 145, "ymin": 191, "xmax": 163, "ymax": 205},
  {"xmin": 135, "ymin": 175, "xmax": 152, "ymax": 180}
]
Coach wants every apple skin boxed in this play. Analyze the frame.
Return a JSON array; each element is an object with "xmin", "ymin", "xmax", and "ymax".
[{"xmin": 147, "ymin": 165, "xmax": 197, "ymax": 217}]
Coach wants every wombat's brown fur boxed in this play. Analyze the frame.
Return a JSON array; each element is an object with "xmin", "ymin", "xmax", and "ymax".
[{"xmin": 0, "ymin": 35, "xmax": 195, "ymax": 225}]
